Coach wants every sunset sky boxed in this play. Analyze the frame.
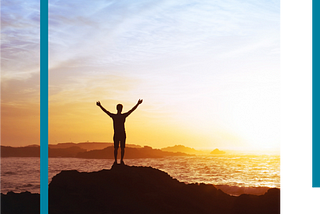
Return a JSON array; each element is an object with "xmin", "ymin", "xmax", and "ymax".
[
  {"xmin": 1, "ymin": 0, "xmax": 41, "ymax": 146},
  {"xmin": 1, "ymin": 0, "xmax": 280, "ymax": 151}
]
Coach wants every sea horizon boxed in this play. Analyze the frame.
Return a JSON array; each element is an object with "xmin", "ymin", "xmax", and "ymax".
[{"xmin": 1, "ymin": 154, "xmax": 279, "ymax": 196}]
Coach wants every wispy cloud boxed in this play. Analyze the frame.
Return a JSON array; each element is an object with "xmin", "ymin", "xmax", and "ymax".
[
  {"xmin": 1, "ymin": 0, "xmax": 40, "ymax": 146},
  {"xmin": 0, "ymin": 1, "xmax": 40, "ymax": 115},
  {"xmin": 1, "ymin": 0, "xmax": 40, "ymax": 81},
  {"xmin": 48, "ymin": 0, "xmax": 279, "ymax": 68},
  {"xmin": 2, "ymin": 0, "xmax": 280, "ymax": 148}
]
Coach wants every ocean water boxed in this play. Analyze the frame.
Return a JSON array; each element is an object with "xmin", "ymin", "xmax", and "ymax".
[
  {"xmin": 1, "ymin": 157, "xmax": 40, "ymax": 194},
  {"xmin": 1, "ymin": 155, "xmax": 280, "ymax": 196}
]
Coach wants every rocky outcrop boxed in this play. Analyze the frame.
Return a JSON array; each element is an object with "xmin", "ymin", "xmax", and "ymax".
[
  {"xmin": 1, "ymin": 191, "xmax": 40, "ymax": 214},
  {"xmin": 1, "ymin": 165, "xmax": 279, "ymax": 214},
  {"xmin": 49, "ymin": 165, "xmax": 280, "ymax": 214}
]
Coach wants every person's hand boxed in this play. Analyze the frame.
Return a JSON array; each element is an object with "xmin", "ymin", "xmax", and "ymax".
[
  {"xmin": 137, "ymin": 99, "xmax": 143, "ymax": 105},
  {"xmin": 96, "ymin": 101, "xmax": 101, "ymax": 106}
]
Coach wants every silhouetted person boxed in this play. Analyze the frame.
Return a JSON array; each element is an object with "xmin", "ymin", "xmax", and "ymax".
[{"xmin": 96, "ymin": 99, "xmax": 143, "ymax": 165}]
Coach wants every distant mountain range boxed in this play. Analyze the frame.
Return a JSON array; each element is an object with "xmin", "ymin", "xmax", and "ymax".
[
  {"xmin": 76, "ymin": 146, "xmax": 191, "ymax": 159},
  {"xmin": 1, "ymin": 142, "xmax": 226, "ymax": 158},
  {"xmin": 1, "ymin": 145, "xmax": 41, "ymax": 157},
  {"xmin": 48, "ymin": 142, "xmax": 142, "ymax": 151}
]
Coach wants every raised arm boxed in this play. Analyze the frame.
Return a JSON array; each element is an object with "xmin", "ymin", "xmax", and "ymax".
[
  {"xmin": 124, "ymin": 99, "xmax": 143, "ymax": 116},
  {"xmin": 96, "ymin": 101, "xmax": 113, "ymax": 117}
]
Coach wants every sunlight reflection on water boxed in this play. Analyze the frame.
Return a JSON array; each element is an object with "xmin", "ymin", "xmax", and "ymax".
[
  {"xmin": 1, "ymin": 155, "xmax": 279, "ymax": 194},
  {"xmin": 48, "ymin": 155, "xmax": 280, "ymax": 188}
]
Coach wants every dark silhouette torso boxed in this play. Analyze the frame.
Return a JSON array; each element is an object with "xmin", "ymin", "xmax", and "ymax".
[{"xmin": 110, "ymin": 113, "xmax": 128, "ymax": 137}]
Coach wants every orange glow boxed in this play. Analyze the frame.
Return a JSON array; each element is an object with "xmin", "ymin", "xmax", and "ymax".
[
  {"xmin": 1, "ymin": 0, "xmax": 280, "ymax": 154},
  {"xmin": 48, "ymin": 98, "xmax": 252, "ymax": 150},
  {"xmin": 1, "ymin": 103, "xmax": 40, "ymax": 146}
]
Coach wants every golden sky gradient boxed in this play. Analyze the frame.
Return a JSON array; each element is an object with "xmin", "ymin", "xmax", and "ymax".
[
  {"xmin": 1, "ymin": 0, "xmax": 280, "ymax": 151},
  {"xmin": 49, "ymin": 0, "xmax": 283, "ymax": 151},
  {"xmin": 1, "ymin": 0, "xmax": 40, "ymax": 147}
]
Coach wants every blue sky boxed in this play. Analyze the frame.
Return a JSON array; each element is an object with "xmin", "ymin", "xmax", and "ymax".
[{"xmin": 1, "ymin": 0, "xmax": 39, "ymax": 79}]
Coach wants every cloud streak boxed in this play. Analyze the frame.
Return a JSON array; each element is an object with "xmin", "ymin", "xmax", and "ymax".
[
  {"xmin": 1, "ymin": 0, "xmax": 40, "ymax": 146},
  {"xmin": 1, "ymin": 0, "xmax": 40, "ymax": 81},
  {"xmin": 46, "ymin": 0, "xmax": 280, "ymax": 150},
  {"xmin": 48, "ymin": 0, "xmax": 279, "ymax": 68}
]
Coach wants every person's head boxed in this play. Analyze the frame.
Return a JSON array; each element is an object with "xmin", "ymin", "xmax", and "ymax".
[{"xmin": 116, "ymin": 104, "xmax": 123, "ymax": 113}]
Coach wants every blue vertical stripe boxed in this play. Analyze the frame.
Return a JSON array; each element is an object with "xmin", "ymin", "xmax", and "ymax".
[
  {"xmin": 40, "ymin": 0, "xmax": 49, "ymax": 212},
  {"xmin": 313, "ymin": 0, "xmax": 320, "ymax": 187}
]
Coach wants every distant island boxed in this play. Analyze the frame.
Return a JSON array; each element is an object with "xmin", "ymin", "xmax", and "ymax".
[
  {"xmin": 1, "ymin": 142, "xmax": 226, "ymax": 158},
  {"xmin": 210, "ymin": 148, "xmax": 226, "ymax": 155},
  {"xmin": 161, "ymin": 144, "xmax": 205, "ymax": 154},
  {"xmin": 161, "ymin": 145, "xmax": 227, "ymax": 155}
]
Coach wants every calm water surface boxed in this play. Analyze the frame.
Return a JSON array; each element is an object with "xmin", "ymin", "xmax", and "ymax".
[
  {"xmin": 1, "ymin": 155, "xmax": 280, "ymax": 195},
  {"xmin": 1, "ymin": 157, "xmax": 40, "ymax": 193}
]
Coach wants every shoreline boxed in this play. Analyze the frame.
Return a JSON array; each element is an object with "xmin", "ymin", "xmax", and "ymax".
[
  {"xmin": 1, "ymin": 165, "xmax": 280, "ymax": 214},
  {"xmin": 1, "ymin": 184, "xmax": 280, "ymax": 197}
]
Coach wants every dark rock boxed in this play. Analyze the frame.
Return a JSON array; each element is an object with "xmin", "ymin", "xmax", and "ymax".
[
  {"xmin": 231, "ymin": 188, "xmax": 280, "ymax": 214},
  {"xmin": 48, "ymin": 165, "xmax": 280, "ymax": 214},
  {"xmin": 1, "ymin": 191, "xmax": 40, "ymax": 214}
]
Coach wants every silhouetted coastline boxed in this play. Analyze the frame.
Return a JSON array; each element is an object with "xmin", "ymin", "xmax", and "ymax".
[
  {"xmin": 1, "ymin": 165, "xmax": 279, "ymax": 214},
  {"xmin": 1, "ymin": 145, "xmax": 41, "ymax": 157},
  {"xmin": 0, "ymin": 145, "xmax": 193, "ymax": 158},
  {"xmin": 76, "ymin": 146, "xmax": 193, "ymax": 159},
  {"xmin": 1, "ymin": 143, "xmax": 228, "ymax": 158}
]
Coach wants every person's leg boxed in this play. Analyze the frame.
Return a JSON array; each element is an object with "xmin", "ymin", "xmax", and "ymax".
[
  {"xmin": 114, "ymin": 147, "xmax": 118, "ymax": 163},
  {"xmin": 113, "ymin": 135, "xmax": 119, "ymax": 164},
  {"xmin": 120, "ymin": 147, "xmax": 125, "ymax": 164},
  {"xmin": 120, "ymin": 137, "xmax": 126, "ymax": 164}
]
